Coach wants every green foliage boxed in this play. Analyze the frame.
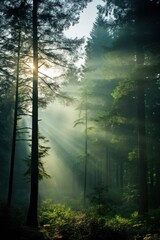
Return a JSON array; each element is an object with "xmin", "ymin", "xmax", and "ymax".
[
  {"xmin": 106, "ymin": 214, "xmax": 132, "ymax": 232},
  {"xmin": 88, "ymin": 185, "xmax": 109, "ymax": 205},
  {"xmin": 1, "ymin": 202, "xmax": 160, "ymax": 240},
  {"xmin": 73, "ymin": 118, "xmax": 84, "ymax": 127},
  {"xmin": 39, "ymin": 199, "xmax": 73, "ymax": 224},
  {"xmin": 111, "ymin": 78, "xmax": 135, "ymax": 101},
  {"xmin": 128, "ymin": 149, "xmax": 138, "ymax": 161},
  {"xmin": 116, "ymin": 185, "xmax": 138, "ymax": 217},
  {"xmin": 39, "ymin": 201, "xmax": 160, "ymax": 240},
  {"xmin": 38, "ymin": 199, "xmax": 130, "ymax": 240},
  {"xmin": 85, "ymin": 204, "xmax": 115, "ymax": 220},
  {"xmin": 24, "ymin": 132, "xmax": 51, "ymax": 181},
  {"xmin": 88, "ymin": 187, "xmax": 123, "ymax": 216},
  {"xmin": 39, "ymin": 200, "xmax": 74, "ymax": 239}
]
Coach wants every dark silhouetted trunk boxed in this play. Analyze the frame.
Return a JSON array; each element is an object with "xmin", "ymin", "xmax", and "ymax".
[
  {"xmin": 137, "ymin": 77, "xmax": 148, "ymax": 214},
  {"xmin": 135, "ymin": 0, "xmax": 148, "ymax": 214},
  {"xmin": 26, "ymin": 0, "xmax": 39, "ymax": 227},
  {"xmin": 8, "ymin": 29, "xmax": 21, "ymax": 207}
]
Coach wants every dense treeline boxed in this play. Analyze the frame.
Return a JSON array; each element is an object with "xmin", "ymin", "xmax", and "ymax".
[
  {"xmin": 0, "ymin": 0, "xmax": 160, "ymax": 239},
  {"xmin": 0, "ymin": 0, "xmax": 91, "ymax": 227},
  {"xmin": 75, "ymin": 0, "xmax": 160, "ymax": 215}
]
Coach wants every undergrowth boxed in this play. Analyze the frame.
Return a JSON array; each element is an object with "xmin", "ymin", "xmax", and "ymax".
[
  {"xmin": 38, "ymin": 199, "xmax": 160, "ymax": 240},
  {"xmin": 1, "ymin": 200, "xmax": 160, "ymax": 240}
]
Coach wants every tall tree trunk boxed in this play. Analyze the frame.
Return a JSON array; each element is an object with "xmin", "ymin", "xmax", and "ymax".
[
  {"xmin": 26, "ymin": 0, "xmax": 39, "ymax": 227},
  {"xmin": 83, "ymin": 94, "xmax": 88, "ymax": 205},
  {"xmin": 137, "ymin": 79, "xmax": 148, "ymax": 214},
  {"xmin": 135, "ymin": 0, "xmax": 148, "ymax": 214},
  {"xmin": 154, "ymin": 153, "xmax": 160, "ymax": 207},
  {"xmin": 7, "ymin": 29, "xmax": 21, "ymax": 207}
]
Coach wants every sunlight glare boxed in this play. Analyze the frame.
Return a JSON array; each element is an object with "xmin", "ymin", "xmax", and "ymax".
[{"xmin": 27, "ymin": 62, "xmax": 35, "ymax": 70}]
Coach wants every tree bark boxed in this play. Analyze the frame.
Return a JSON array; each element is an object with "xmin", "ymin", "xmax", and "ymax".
[
  {"xmin": 137, "ymin": 79, "xmax": 148, "ymax": 214},
  {"xmin": 135, "ymin": 0, "xmax": 148, "ymax": 214},
  {"xmin": 26, "ymin": 0, "xmax": 39, "ymax": 227},
  {"xmin": 7, "ymin": 29, "xmax": 21, "ymax": 207}
]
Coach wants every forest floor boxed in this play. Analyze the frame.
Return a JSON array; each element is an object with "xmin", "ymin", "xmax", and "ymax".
[
  {"xmin": 1, "ymin": 203, "xmax": 160, "ymax": 240},
  {"xmin": 1, "ymin": 225, "xmax": 160, "ymax": 240},
  {"xmin": 1, "ymin": 220, "xmax": 160, "ymax": 240}
]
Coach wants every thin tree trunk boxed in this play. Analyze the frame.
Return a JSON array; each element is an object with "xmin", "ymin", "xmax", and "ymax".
[
  {"xmin": 83, "ymin": 94, "xmax": 88, "ymax": 205},
  {"xmin": 137, "ymin": 81, "xmax": 148, "ymax": 214},
  {"xmin": 154, "ymin": 155, "xmax": 160, "ymax": 207},
  {"xmin": 7, "ymin": 29, "xmax": 21, "ymax": 207},
  {"xmin": 135, "ymin": 0, "xmax": 148, "ymax": 214},
  {"xmin": 26, "ymin": 0, "xmax": 39, "ymax": 227}
]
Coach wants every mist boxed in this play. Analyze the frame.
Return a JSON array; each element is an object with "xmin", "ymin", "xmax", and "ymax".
[{"xmin": 39, "ymin": 98, "xmax": 85, "ymax": 204}]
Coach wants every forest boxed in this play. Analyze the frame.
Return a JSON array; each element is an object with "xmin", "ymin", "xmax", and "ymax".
[{"xmin": 0, "ymin": 0, "xmax": 160, "ymax": 239}]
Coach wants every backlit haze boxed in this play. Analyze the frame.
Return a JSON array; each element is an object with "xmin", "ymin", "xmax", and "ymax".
[{"xmin": 39, "ymin": 0, "xmax": 104, "ymax": 203}]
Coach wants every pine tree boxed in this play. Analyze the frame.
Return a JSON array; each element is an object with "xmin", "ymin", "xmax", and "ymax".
[
  {"xmin": 26, "ymin": 0, "xmax": 92, "ymax": 227},
  {"xmin": 100, "ymin": 0, "xmax": 160, "ymax": 214}
]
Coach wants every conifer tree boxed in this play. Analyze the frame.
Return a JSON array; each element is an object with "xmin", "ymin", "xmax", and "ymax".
[
  {"xmin": 26, "ymin": 0, "xmax": 92, "ymax": 227},
  {"xmin": 1, "ymin": 0, "xmax": 92, "ymax": 225},
  {"xmin": 99, "ymin": 0, "xmax": 160, "ymax": 214}
]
